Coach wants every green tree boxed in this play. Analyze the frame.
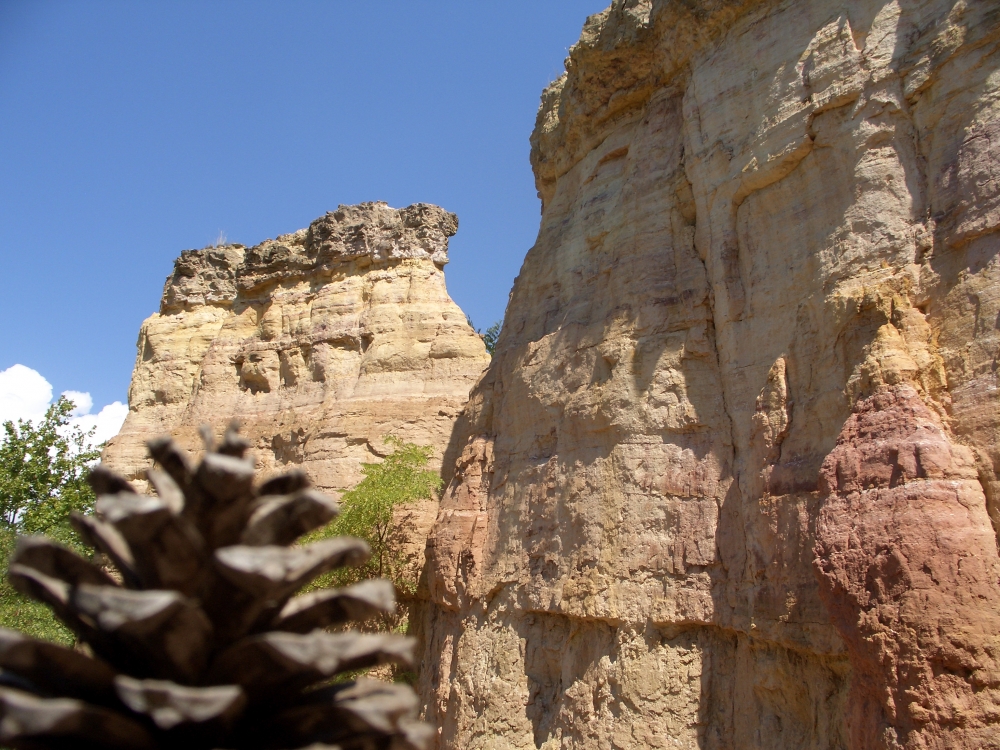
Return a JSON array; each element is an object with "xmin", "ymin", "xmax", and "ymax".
[
  {"xmin": 482, "ymin": 320, "xmax": 502, "ymax": 356},
  {"xmin": 468, "ymin": 317, "xmax": 502, "ymax": 356},
  {"xmin": 0, "ymin": 396, "xmax": 101, "ymax": 644},
  {"xmin": 306, "ymin": 437, "xmax": 441, "ymax": 599},
  {"xmin": 0, "ymin": 397, "xmax": 100, "ymax": 547}
]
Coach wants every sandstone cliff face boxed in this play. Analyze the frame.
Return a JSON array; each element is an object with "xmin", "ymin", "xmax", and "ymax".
[
  {"xmin": 103, "ymin": 203, "xmax": 490, "ymax": 563},
  {"xmin": 421, "ymin": 2, "xmax": 1000, "ymax": 748}
]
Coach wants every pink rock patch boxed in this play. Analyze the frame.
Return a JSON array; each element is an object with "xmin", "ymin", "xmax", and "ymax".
[{"xmin": 815, "ymin": 385, "xmax": 1000, "ymax": 749}]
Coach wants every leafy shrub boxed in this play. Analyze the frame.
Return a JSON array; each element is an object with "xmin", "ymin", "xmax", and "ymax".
[{"xmin": 305, "ymin": 437, "xmax": 441, "ymax": 606}]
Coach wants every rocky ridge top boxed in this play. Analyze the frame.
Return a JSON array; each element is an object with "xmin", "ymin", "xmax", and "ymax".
[{"xmin": 161, "ymin": 202, "xmax": 457, "ymax": 312}]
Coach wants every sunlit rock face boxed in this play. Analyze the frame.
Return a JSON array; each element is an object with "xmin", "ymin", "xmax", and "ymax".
[
  {"xmin": 420, "ymin": 2, "xmax": 1000, "ymax": 748},
  {"xmin": 103, "ymin": 202, "xmax": 490, "ymax": 573}
]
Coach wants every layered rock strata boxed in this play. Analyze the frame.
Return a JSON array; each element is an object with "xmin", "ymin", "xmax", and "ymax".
[
  {"xmin": 103, "ymin": 203, "xmax": 490, "ymax": 571},
  {"xmin": 421, "ymin": 2, "xmax": 1000, "ymax": 748}
]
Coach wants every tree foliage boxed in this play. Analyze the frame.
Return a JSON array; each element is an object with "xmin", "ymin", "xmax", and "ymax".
[
  {"xmin": 482, "ymin": 320, "xmax": 502, "ymax": 356},
  {"xmin": 306, "ymin": 437, "xmax": 441, "ymax": 598},
  {"xmin": 468, "ymin": 317, "xmax": 502, "ymax": 357},
  {"xmin": 0, "ymin": 396, "xmax": 99, "ymax": 644},
  {"xmin": 0, "ymin": 397, "xmax": 99, "ymax": 548}
]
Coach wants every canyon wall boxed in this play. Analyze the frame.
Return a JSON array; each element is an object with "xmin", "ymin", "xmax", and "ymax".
[
  {"xmin": 102, "ymin": 203, "xmax": 490, "ymax": 566},
  {"xmin": 421, "ymin": 1, "xmax": 1000, "ymax": 748}
]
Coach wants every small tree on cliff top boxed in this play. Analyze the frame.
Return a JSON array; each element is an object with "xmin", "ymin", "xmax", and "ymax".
[
  {"xmin": 468, "ymin": 317, "xmax": 502, "ymax": 356},
  {"xmin": 482, "ymin": 320, "xmax": 501, "ymax": 356}
]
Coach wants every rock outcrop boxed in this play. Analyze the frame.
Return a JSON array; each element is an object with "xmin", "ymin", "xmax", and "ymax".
[
  {"xmin": 421, "ymin": 2, "xmax": 1000, "ymax": 749},
  {"xmin": 102, "ymin": 203, "xmax": 490, "ymax": 569}
]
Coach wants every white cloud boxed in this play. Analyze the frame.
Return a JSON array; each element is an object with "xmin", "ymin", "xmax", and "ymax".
[
  {"xmin": 0, "ymin": 364, "xmax": 53, "ymax": 425},
  {"xmin": 0, "ymin": 365, "xmax": 127, "ymax": 449},
  {"xmin": 69, "ymin": 401, "xmax": 129, "ymax": 447},
  {"xmin": 62, "ymin": 390, "xmax": 93, "ymax": 417}
]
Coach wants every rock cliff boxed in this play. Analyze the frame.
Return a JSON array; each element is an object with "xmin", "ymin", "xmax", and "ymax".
[
  {"xmin": 102, "ymin": 203, "xmax": 490, "ymax": 567},
  {"xmin": 421, "ymin": 1, "xmax": 1000, "ymax": 748}
]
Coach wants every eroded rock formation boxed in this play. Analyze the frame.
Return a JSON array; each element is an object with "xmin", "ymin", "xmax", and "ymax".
[
  {"xmin": 421, "ymin": 1, "xmax": 1000, "ymax": 748},
  {"xmin": 102, "ymin": 203, "xmax": 490, "ymax": 568}
]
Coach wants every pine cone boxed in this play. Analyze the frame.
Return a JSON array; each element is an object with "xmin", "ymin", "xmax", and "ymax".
[{"xmin": 0, "ymin": 425, "xmax": 432, "ymax": 750}]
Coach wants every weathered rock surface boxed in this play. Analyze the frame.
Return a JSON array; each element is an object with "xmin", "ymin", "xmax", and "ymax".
[
  {"xmin": 421, "ymin": 1, "xmax": 1000, "ymax": 748},
  {"xmin": 816, "ymin": 385, "xmax": 1000, "ymax": 749},
  {"xmin": 103, "ymin": 203, "xmax": 490, "ymax": 570}
]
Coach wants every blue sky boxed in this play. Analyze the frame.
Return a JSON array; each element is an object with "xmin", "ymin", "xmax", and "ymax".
[{"xmin": 0, "ymin": 0, "xmax": 606, "ymax": 414}]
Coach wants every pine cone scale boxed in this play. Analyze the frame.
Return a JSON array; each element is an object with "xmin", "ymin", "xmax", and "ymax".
[
  {"xmin": 207, "ymin": 630, "xmax": 414, "ymax": 701},
  {"xmin": 0, "ymin": 629, "xmax": 118, "ymax": 704},
  {"xmin": 272, "ymin": 579, "xmax": 395, "ymax": 634},
  {"xmin": 0, "ymin": 686, "xmax": 157, "ymax": 750},
  {"xmin": 259, "ymin": 679, "xmax": 431, "ymax": 750},
  {"xmin": 145, "ymin": 469, "xmax": 184, "ymax": 514},
  {"xmin": 13, "ymin": 538, "xmax": 118, "ymax": 589},
  {"xmin": 6, "ymin": 566, "xmax": 106, "ymax": 649},
  {"xmin": 113, "ymin": 676, "xmax": 245, "ymax": 733},
  {"xmin": 94, "ymin": 494, "xmax": 208, "ymax": 595},
  {"xmin": 242, "ymin": 490, "xmax": 340, "ymax": 547},
  {"xmin": 70, "ymin": 586, "xmax": 213, "ymax": 683},
  {"xmin": 69, "ymin": 514, "xmax": 141, "ymax": 588}
]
